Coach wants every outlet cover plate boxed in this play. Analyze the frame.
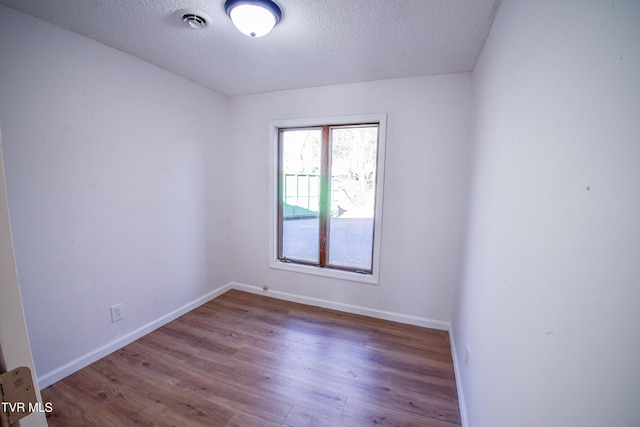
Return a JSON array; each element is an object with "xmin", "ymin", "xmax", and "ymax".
[{"xmin": 110, "ymin": 303, "xmax": 124, "ymax": 322}]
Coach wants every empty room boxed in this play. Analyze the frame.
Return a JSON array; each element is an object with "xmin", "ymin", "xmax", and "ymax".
[{"xmin": 0, "ymin": 0, "xmax": 638, "ymax": 426}]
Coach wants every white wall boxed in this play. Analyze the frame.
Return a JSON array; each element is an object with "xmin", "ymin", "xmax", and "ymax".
[
  {"xmin": 0, "ymin": 5, "xmax": 231, "ymax": 382},
  {"xmin": 453, "ymin": 0, "xmax": 640, "ymax": 425},
  {"xmin": 228, "ymin": 75, "xmax": 471, "ymax": 324}
]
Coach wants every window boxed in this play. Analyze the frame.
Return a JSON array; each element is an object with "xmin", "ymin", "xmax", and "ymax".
[{"xmin": 269, "ymin": 115, "xmax": 386, "ymax": 284}]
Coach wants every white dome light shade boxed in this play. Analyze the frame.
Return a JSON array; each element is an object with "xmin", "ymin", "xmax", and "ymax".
[
  {"xmin": 230, "ymin": 5, "xmax": 275, "ymax": 37},
  {"xmin": 225, "ymin": 0, "xmax": 282, "ymax": 38}
]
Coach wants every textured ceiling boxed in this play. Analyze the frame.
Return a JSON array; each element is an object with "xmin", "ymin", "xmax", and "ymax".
[{"xmin": 0, "ymin": 0, "xmax": 501, "ymax": 96}]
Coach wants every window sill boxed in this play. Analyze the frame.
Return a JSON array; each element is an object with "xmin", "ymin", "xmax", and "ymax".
[{"xmin": 269, "ymin": 260, "xmax": 379, "ymax": 285}]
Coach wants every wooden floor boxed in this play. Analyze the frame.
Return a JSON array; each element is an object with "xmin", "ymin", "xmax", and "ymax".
[{"xmin": 42, "ymin": 290, "xmax": 461, "ymax": 427}]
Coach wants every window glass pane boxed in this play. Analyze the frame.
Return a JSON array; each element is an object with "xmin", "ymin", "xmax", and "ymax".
[
  {"xmin": 280, "ymin": 129, "xmax": 322, "ymax": 263},
  {"xmin": 328, "ymin": 126, "xmax": 378, "ymax": 271}
]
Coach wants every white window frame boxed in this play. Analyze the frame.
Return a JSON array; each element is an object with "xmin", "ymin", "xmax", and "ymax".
[{"xmin": 268, "ymin": 114, "xmax": 387, "ymax": 284}]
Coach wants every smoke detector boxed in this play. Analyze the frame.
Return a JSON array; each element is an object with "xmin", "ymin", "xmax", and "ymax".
[{"xmin": 177, "ymin": 9, "xmax": 212, "ymax": 29}]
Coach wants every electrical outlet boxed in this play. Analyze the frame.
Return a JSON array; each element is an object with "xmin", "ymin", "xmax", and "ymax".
[
  {"xmin": 465, "ymin": 345, "xmax": 471, "ymax": 366},
  {"xmin": 110, "ymin": 303, "xmax": 124, "ymax": 323}
]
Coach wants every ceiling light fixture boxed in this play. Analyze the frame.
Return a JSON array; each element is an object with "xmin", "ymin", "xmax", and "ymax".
[{"xmin": 224, "ymin": 0, "xmax": 282, "ymax": 38}]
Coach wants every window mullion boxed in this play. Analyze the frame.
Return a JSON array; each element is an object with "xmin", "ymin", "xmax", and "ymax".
[{"xmin": 318, "ymin": 126, "xmax": 330, "ymax": 267}]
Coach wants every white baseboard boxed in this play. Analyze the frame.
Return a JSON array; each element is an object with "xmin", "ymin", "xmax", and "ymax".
[
  {"xmin": 37, "ymin": 283, "xmax": 232, "ymax": 389},
  {"xmin": 229, "ymin": 282, "xmax": 451, "ymax": 331},
  {"xmin": 449, "ymin": 330, "xmax": 469, "ymax": 427}
]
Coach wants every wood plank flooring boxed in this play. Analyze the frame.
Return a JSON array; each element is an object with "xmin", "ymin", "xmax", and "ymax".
[{"xmin": 42, "ymin": 289, "xmax": 461, "ymax": 426}]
